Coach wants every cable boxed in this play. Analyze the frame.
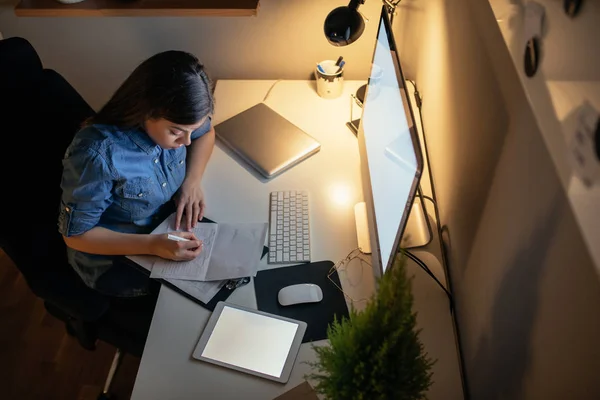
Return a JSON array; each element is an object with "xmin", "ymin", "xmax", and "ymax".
[
  {"xmin": 405, "ymin": 79, "xmax": 455, "ymax": 312},
  {"xmin": 407, "ymin": 80, "xmax": 471, "ymax": 400},
  {"xmin": 262, "ymin": 79, "xmax": 283, "ymax": 102},
  {"xmin": 413, "ymin": 185, "xmax": 434, "ymax": 249},
  {"xmin": 421, "ymin": 194, "xmax": 436, "ymax": 207},
  {"xmin": 406, "ymin": 80, "xmax": 452, "ymax": 286},
  {"xmin": 403, "ymin": 249, "xmax": 454, "ymax": 310}
]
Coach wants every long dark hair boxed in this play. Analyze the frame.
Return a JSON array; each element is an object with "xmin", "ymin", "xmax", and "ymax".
[{"xmin": 87, "ymin": 50, "xmax": 214, "ymax": 127}]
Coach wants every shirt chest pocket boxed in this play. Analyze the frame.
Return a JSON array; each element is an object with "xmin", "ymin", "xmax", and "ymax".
[
  {"xmin": 119, "ymin": 177, "xmax": 157, "ymax": 220},
  {"xmin": 167, "ymin": 154, "xmax": 186, "ymax": 189}
]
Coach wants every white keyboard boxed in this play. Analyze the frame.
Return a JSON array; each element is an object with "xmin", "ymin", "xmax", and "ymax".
[{"xmin": 268, "ymin": 190, "xmax": 311, "ymax": 264}]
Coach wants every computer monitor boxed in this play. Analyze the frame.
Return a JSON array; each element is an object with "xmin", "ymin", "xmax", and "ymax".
[{"xmin": 357, "ymin": 6, "xmax": 424, "ymax": 276}]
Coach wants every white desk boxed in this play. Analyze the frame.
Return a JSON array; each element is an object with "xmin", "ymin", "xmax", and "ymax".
[{"xmin": 131, "ymin": 80, "xmax": 465, "ymax": 400}]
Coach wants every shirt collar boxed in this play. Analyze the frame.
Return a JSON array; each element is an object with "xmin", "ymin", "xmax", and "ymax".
[{"xmin": 127, "ymin": 128, "xmax": 158, "ymax": 155}]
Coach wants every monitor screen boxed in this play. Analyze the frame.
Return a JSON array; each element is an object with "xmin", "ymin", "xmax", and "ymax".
[{"xmin": 358, "ymin": 6, "xmax": 423, "ymax": 274}]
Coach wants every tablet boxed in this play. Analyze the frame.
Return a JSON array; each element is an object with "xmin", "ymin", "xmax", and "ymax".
[{"xmin": 192, "ymin": 301, "xmax": 307, "ymax": 383}]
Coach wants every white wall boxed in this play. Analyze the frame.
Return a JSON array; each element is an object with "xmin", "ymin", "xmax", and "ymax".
[
  {"xmin": 0, "ymin": 0, "xmax": 382, "ymax": 109},
  {"xmin": 461, "ymin": 81, "xmax": 600, "ymax": 400},
  {"xmin": 395, "ymin": 0, "xmax": 600, "ymax": 398}
]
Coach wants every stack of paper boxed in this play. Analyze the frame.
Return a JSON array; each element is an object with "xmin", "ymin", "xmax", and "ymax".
[{"xmin": 127, "ymin": 212, "xmax": 268, "ymax": 304}]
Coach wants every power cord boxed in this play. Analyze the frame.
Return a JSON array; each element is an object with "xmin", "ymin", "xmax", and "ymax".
[
  {"xmin": 263, "ymin": 79, "xmax": 283, "ymax": 102},
  {"xmin": 402, "ymin": 249, "xmax": 453, "ymax": 310},
  {"xmin": 407, "ymin": 80, "xmax": 449, "ymax": 259},
  {"xmin": 405, "ymin": 79, "xmax": 454, "ymax": 310}
]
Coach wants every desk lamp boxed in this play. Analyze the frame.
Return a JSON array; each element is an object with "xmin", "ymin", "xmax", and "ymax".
[{"xmin": 324, "ymin": 0, "xmax": 400, "ymax": 46}]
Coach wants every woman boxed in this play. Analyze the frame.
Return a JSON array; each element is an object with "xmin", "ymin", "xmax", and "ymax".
[{"xmin": 58, "ymin": 50, "xmax": 215, "ymax": 297}]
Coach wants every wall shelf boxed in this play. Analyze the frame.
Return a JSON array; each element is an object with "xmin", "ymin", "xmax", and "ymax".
[{"xmin": 14, "ymin": 0, "xmax": 260, "ymax": 17}]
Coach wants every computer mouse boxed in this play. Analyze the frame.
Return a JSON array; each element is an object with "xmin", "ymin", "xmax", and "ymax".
[{"xmin": 277, "ymin": 284, "xmax": 323, "ymax": 306}]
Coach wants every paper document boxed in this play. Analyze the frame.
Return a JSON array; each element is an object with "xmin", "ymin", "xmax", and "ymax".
[
  {"xmin": 204, "ymin": 222, "xmax": 269, "ymax": 281},
  {"xmin": 139, "ymin": 212, "xmax": 267, "ymax": 282},
  {"xmin": 150, "ymin": 222, "xmax": 219, "ymax": 280}
]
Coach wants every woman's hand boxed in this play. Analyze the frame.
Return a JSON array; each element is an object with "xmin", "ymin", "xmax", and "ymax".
[
  {"xmin": 174, "ymin": 179, "xmax": 206, "ymax": 231},
  {"xmin": 150, "ymin": 232, "xmax": 203, "ymax": 261}
]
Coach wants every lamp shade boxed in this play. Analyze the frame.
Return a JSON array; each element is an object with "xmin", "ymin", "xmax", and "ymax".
[{"xmin": 324, "ymin": 4, "xmax": 365, "ymax": 46}]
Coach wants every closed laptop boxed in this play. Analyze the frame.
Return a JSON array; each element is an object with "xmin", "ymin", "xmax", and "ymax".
[{"xmin": 214, "ymin": 103, "xmax": 321, "ymax": 179}]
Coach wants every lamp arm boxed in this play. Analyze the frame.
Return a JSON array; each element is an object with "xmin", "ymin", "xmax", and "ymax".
[
  {"xmin": 382, "ymin": 0, "xmax": 399, "ymax": 23},
  {"xmin": 349, "ymin": 0, "xmax": 366, "ymax": 9}
]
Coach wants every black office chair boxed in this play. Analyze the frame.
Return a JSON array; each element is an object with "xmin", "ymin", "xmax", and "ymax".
[{"xmin": 0, "ymin": 36, "xmax": 158, "ymax": 400}]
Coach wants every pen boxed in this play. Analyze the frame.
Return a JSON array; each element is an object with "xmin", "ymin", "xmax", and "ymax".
[
  {"xmin": 167, "ymin": 234, "xmax": 190, "ymax": 242},
  {"xmin": 335, "ymin": 56, "xmax": 343, "ymax": 66}
]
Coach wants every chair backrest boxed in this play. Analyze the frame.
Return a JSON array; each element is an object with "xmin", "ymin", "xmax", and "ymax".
[{"xmin": 0, "ymin": 37, "xmax": 107, "ymax": 320}]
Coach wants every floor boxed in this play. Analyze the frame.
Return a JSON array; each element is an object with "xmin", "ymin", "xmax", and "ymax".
[{"xmin": 0, "ymin": 249, "xmax": 141, "ymax": 400}]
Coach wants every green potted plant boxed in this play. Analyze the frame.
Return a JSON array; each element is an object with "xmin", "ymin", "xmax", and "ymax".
[{"xmin": 308, "ymin": 254, "xmax": 435, "ymax": 399}]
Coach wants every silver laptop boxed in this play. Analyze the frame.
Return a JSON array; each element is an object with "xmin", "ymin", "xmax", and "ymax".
[{"xmin": 214, "ymin": 103, "xmax": 321, "ymax": 179}]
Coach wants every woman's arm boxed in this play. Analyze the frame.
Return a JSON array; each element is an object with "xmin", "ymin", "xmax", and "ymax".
[
  {"xmin": 174, "ymin": 127, "xmax": 215, "ymax": 230},
  {"xmin": 185, "ymin": 126, "xmax": 215, "ymax": 182},
  {"xmin": 63, "ymin": 226, "xmax": 154, "ymax": 255},
  {"xmin": 63, "ymin": 226, "xmax": 202, "ymax": 261}
]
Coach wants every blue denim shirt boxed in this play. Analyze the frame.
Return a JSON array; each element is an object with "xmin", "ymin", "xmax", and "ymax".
[{"xmin": 58, "ymin": 121, "xmax": 211, "ymax": 296}]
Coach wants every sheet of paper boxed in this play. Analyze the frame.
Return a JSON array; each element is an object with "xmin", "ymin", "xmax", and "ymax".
[
  {"xmin": 150, "ymin": 223, "xmax": 219, "ymax": 281},
  {"xmin": 205, "ymin": 222, "xmax": 268, "ymax": 281},
  {"xmin": 164, "ymin": 277, "xmax": 224, "ymax": 304}
]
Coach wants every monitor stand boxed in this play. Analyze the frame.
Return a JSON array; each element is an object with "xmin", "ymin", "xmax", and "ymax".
[
  {"xmin": 354, "ymin": 198, "xmax": 431, "ymax": 254},
  {"xmin": 347, "ymin": 84, "xmax": 367, "ymax": 136},
  {"xmin": 346, "ymin": 119, "xmax": 361, "ymax": 136}
]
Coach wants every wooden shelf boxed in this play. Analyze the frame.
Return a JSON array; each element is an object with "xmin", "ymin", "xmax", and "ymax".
[{"xmin": 15, "ymin": 0, "xmax": 260, "ymax": 17}]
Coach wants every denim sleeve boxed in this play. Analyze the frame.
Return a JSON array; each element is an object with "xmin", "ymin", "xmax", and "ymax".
[
  {"xmin": 190, "ymin": 116, "xmax": 212, "ymax": 140},
  {"xmin": 58, "ymin": 147, "xmax": 115, "ymax": 237}
]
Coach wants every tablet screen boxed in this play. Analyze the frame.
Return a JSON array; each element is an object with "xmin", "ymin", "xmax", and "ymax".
[{"xmin": 200, "ymin": 305, "xmax": 299, "ymax": 378}]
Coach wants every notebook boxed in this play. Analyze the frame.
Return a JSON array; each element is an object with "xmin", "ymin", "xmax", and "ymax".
[{"xmin": 214, "ymin": 103, "xmax": 321, "ymax": 179}]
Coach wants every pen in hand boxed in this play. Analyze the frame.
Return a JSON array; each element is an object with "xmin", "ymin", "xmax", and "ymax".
[
  {"xmin": 168, "ymin": 233, "xmax": 203, "ymax": 251},
  {"xmin": 167, "ymin": 234, "xmax": 190, "ymax": 242}
]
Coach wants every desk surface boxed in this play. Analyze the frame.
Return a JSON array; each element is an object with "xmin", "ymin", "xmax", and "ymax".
[{"xmin": 131, "ymin": 80, "xmax": 464, "ymax": 400}]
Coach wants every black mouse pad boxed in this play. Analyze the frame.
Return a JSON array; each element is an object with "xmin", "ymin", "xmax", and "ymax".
[{"xmin": 254, "ymin": 260, "xmax": 350, "ymax": 343}]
